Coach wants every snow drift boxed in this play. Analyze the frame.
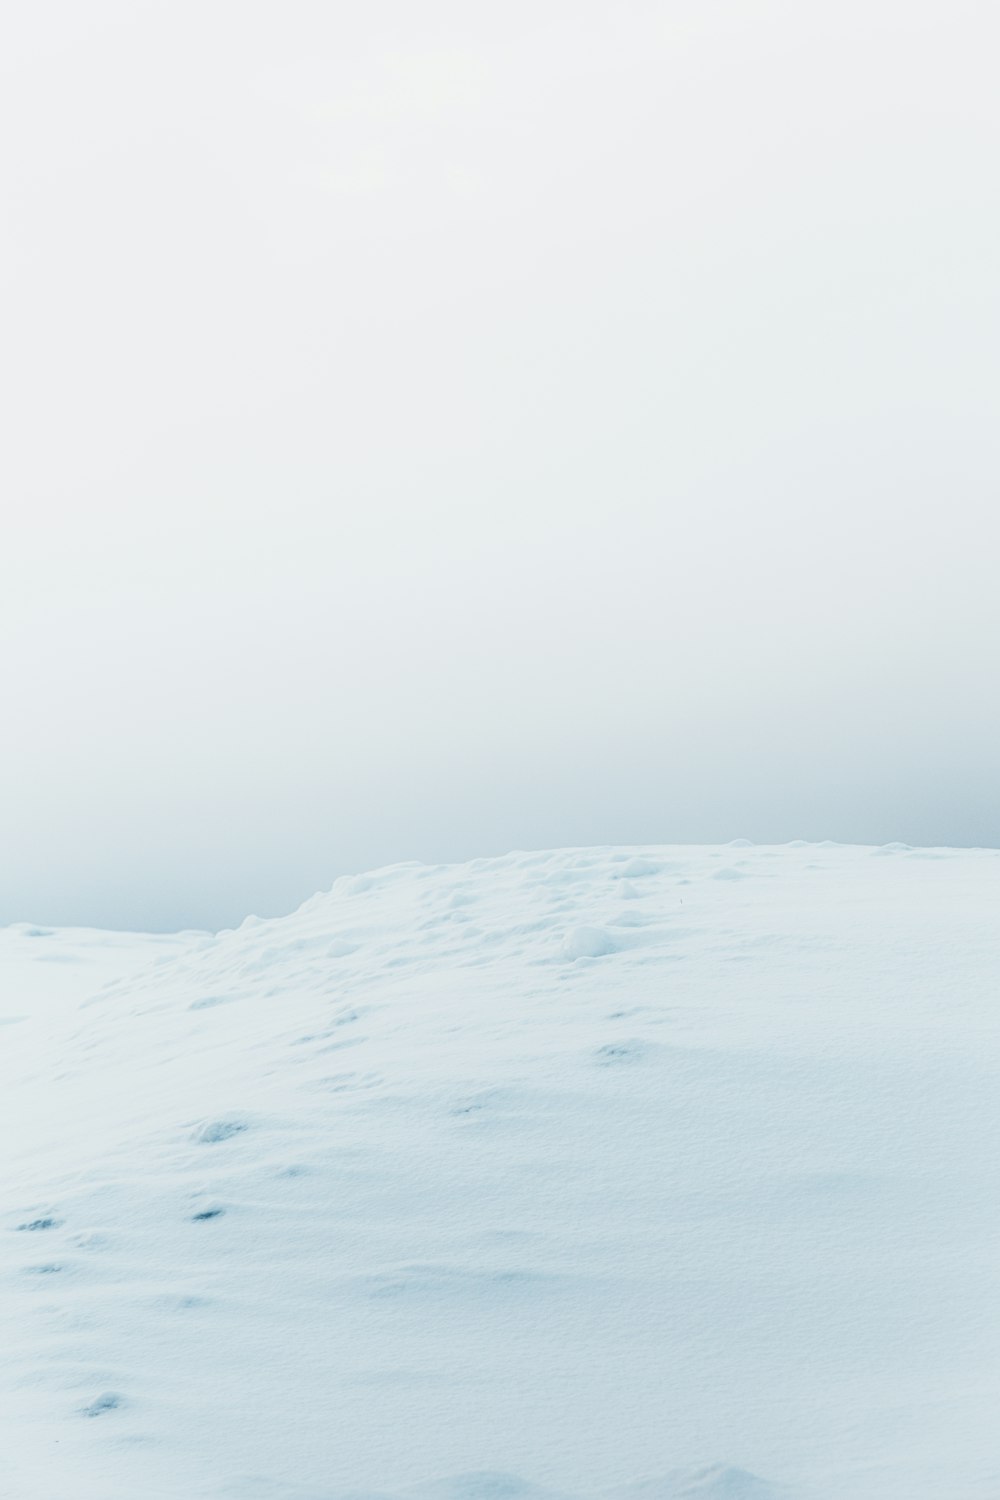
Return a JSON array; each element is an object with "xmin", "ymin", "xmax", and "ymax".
[{"xmin": 2, "ymin": 843, "xmax": 998, "ymax": 1500}]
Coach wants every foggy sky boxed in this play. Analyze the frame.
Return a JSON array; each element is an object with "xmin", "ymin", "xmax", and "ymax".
[{"xmin": 2, "ymin": 1, "xmax": 998, "ymax": 931}]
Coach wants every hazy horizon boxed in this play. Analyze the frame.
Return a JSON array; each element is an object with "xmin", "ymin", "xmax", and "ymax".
[{"xmin": 3, "ymin": 0, "xmax": 998, "ymax": 931}]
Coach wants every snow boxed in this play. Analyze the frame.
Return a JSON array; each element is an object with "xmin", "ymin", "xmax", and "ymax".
[{"xmin": 2, "ymin": 843, "xmax": 999, "ymax": 1500}]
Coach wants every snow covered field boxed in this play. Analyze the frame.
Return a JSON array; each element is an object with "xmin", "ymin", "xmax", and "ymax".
[{"xmin": 2, "ymin": 843, "xmax": 998, "ymax": 1500}]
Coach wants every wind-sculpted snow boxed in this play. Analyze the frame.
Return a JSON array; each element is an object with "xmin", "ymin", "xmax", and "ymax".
[{"xmin": 2, "ymin": 844, "xmax": 999, "ymax": 1499}]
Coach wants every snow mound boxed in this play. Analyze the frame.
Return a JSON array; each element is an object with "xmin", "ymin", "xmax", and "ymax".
[
  {"xmin": 2, "ymin": 843, "xmax": 999, "ymax": 1500},
  {"xmin": 563, "ymin": 924, "xmax": 619, "ymax": 958}
]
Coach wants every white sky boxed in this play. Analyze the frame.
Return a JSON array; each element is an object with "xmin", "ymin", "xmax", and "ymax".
[{"xmin": 1, "ymin": 0, "xmax": 998, "ymax": 930}]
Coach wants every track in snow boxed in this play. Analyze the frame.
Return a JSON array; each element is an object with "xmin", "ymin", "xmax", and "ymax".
[{"xmin": 2, "ymin": 843, "xmax": 999, "ymax": 1500}]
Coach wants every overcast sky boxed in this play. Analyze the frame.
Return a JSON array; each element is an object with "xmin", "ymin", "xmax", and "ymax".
[{"xmin": 2, "ymin": 0, "xmax": 998, "ymax": 931}]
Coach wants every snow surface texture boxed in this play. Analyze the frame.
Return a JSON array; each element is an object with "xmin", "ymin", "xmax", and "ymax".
[{"xmin": 2, "ymin": 844, "xmax": 999, "ymax": 1500}]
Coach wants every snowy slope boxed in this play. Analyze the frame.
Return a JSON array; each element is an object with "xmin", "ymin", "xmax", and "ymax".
[{"xmin": 2, "ymin": 844, "xmax": 999, "ymax": 1500}]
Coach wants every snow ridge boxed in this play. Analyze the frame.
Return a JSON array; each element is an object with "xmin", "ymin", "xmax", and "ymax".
[{"xmin": 2, "ymin": 843, "xmax": 999, "ymax": 1500}]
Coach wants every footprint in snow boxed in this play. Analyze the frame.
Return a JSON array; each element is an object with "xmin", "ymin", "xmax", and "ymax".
[
  {"xmin": 595, "ymin": 1039, "xmax": 650, "ymax": 1065},
  {"xmin": 80, "ymin": 1392, "xmax": 124, "ymax": 1418},
  {"xmin": 192, "ymin": 1117, "xmax": 250, "ymax": 1144},
  {"xmin": 332, "ymin": 1006, "xmax": 365, "ymax": 1027}
]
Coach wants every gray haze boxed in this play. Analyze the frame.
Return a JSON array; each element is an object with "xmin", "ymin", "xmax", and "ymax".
[{"xmin": 2, "ymin": 1, "xmax": 998, "ymax": 931}]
